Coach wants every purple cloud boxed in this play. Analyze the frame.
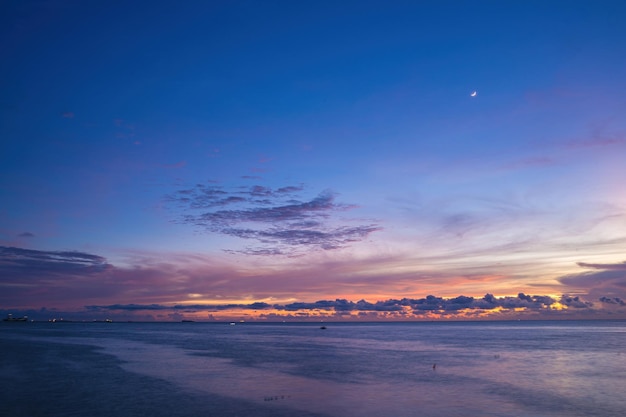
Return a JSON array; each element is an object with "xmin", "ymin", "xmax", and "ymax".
[
  {"xmin": 599, "ymin": 297, "xmax": 625, "ymax": 306},
  {"xmin": 167, "ymin": 184, "xmax": 380, "ymax": 254},
  {"xmin": 85, "ymin": 292, "xmax": 584, "ymax": 317},
  {"xmin": 192, "ymin": 191, "xmax": 341, "ymax": 225},
  {"xmin": 566, "ymin": 133, "xmax": 626, "ymax": 149},
  {"xmin": 560, "ymin": 261, "xmax": 626, "ymax": 303},
  {"xmin": 577, "ymin": 261, "xmax": 626, "ymax": 270},
  {"xmin": 0, "ymin": 246, "xmax": 110, "ymax": 276},
  {"xmin": 0, "ymin": 247, "xmax": 243, "ymax": 308}
]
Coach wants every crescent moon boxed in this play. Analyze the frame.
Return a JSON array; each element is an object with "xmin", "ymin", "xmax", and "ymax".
[{"xmin": 470, "ymin": 91, "xmax": 477, "ymax": 97}]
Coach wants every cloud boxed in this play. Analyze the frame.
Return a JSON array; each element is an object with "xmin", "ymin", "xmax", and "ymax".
[
  {"xmin": 87, "ymin": 302, "xmax": 274, "ymax": 312},
  {"xmin": 565, "ymin": 132, "xmax": 626, "ymax": 149},
  {"xmin": 404, "ymin": 293, "xmax": 561, "ymax": 312},
  {"xmin": 224, "ymin": 247, "xmax": 287, "ymax": 256},
  {"xmin": 167, "ymin": 184, "xmax": 380, "ymax": 254},
  {"xmin": 559, "ymin": 295, "xmax": 593, "ymax": 308},
  {"xmin": 61, "ymin": 111, "xmax": 74, "ymax": 118},
  {"xmin": 599, "ymin": 297, "xmax": 625, "ymax": 306},
  {"xmin": 221, "ymin": 224, "xmax": 380, "ymax": 250},
  {"xmin": 0, "ymin": 246, "xmax": 110, "ymax": 276},
  {"xmin": 17, "ymin": 232, "xmax": 35, "ymax": 238},
  {"xmin": 88, "ymin": 293, "xmax": 568, "ymax": 315},
  {"xmin": 70, "ymin": 291, "xmax": 623, "ymax": 322},
  {"xmin": 0, "ymin": 247, "xmax": 242, "ymax": 308},
  {"xmin": 559, "ymin": 261, "xmax": 626, "ymax": 301},
  {"xmin": 1, "ymin": 246, "xmax": 616, "ymax": 320},
  {"xmin": 577, "ymin": 261, "xmax": 626, "ymax": 270},
  {"xmin": 5, "ymin": 289, "xmax": 616, "ymax": 322}
]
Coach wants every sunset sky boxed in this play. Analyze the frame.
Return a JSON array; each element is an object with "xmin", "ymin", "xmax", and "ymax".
[{"xmin": 2, "ymin": 0, "xmax": 626, "ymax": 321}]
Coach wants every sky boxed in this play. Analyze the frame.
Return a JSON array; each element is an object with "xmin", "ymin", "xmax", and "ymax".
[{"xmin": 2, "ymin": 0, "xmax": 626, "ymax": 321}]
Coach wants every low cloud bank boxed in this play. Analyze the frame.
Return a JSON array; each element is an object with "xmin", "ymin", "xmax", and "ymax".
[
  {"xmin": 3, "ymin": 246, "xmax": 625, "ymax": 321},
  {"xmin": 87, "ymin": 293, "xmax": 592, "ymax": 315}
]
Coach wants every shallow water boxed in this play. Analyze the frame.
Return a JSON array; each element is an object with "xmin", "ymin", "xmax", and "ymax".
[{"xmin": 1, "ymin": 321, "xmax": 625, "ymax": 416}]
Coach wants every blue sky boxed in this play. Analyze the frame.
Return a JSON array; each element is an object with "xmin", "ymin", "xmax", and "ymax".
[{"xmin": 1, "ymin": 0, "xmax": 626, "ymax": 321}]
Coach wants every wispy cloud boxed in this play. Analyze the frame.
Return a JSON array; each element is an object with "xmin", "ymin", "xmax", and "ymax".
[
  {"xmin": 0, "ymin": 247, "xmax": 235, "ymax": 308},
  {"xmin": 565, "ymin": 132, "xmax": 626, "ymax": 150},
  {"xmin": 3, "ymin": 246, "xmax": 621, "ymax": 320},
  {"xmin": 167, "ymin": 184, "xmax": 380, "ymax": 255},
  {"xmin": 0, "ymin": 246, "xmax": 110, "ymax": 276},
  {"xmin": 17, "ymin": 232, "xmax": 35, "ymax": 238},
  {"xmin": 577, "ymin": 261, "xmax": 626, "ymax": 270}
]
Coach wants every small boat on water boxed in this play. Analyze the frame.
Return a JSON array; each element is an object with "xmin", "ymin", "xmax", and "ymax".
[{"xmin": 3, "ymin": 314, "xmax": 28, "ymax": 322}]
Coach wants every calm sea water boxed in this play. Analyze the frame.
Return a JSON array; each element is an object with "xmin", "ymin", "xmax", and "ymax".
[{"xmin": 1, "ymin": 321, "xmax": 625, "ymax": 417}]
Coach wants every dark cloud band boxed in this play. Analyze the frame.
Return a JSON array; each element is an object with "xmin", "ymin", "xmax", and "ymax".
[
  {"xmin": 87, "ymin": 293, "xmax": 594, "ymax": 314},
  {"xmin": 0, "ymin": 246, "xmax": 110, "ymax": 276}
]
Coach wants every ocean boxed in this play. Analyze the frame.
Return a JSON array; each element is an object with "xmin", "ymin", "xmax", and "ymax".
[{"xmin": 1, "ymin": 320, "xmax": 625, "ymax": 417}]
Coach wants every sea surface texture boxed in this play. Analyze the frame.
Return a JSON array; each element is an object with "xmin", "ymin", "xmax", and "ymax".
[{"xmin": 1, "ymin": 321, "xmax": 625, "ymax": 417}]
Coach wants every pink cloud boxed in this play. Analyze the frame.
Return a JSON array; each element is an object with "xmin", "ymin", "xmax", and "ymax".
[{"xmin": 3, "ymin": 247, "xmax": 625, "ymax": 321}]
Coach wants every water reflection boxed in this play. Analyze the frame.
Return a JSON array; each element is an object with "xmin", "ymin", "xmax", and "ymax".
[
  {"xmin": 13, "ymin": 322, "xmax": 625, "ymax": 417},
  {"xmin": 94, "ymin": 338, "xmax": 520, "ymax": 417}
]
